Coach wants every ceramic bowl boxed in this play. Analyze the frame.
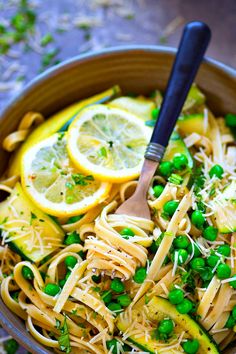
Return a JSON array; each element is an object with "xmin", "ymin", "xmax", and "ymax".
[{"xmin": 0, "ymin": 45, "xmax": 236, "ymax": 353}]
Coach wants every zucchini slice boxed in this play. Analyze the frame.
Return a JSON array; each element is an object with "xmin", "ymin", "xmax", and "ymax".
[
  {"xmin": 178, "ymin": 113, "xmax": 210, "ymax": 136},
  {"xmin": 0, "ymin": 183, "xmax": 64, "ymax": 262},
  {"xmin": 117, "ymin": 296, "xmax": 219, "ymax": 353},
  {"xmin": 109, "ymin": 96, "xmax": 156, "ymax": 121},
  {"xmin": 182, "ymin": 84, "xmax": 205, "ymax": 113}
]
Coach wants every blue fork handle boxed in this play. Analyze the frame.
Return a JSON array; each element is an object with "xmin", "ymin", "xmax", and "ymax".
[{"xmin": 145, "ymin": 21, "xmax": 211, "ymax": 161}]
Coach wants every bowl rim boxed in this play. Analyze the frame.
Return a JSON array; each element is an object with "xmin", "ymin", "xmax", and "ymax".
[
  {"xmin": 1, "ymin": 44, "xmax": 236, "ymax": 119},
  {"xmin": 1, "ymin": 44, "xmax": 236, "ymax": 353}
]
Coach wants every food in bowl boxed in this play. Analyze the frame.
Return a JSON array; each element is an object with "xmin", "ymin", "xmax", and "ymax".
[{"xmin": 0, "ymin": 83, "xmax": 236, "ymax": 353}]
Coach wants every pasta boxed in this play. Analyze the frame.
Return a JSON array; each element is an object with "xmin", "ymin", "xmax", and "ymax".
[{"xmin": 0, "ymin": 86, "xmax": 236, "ymax": 354}]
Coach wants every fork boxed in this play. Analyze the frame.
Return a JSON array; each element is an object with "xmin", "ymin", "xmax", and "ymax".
[{"xmin": 115, "ymin": 21, "xmax": 211, "ymax": 219}]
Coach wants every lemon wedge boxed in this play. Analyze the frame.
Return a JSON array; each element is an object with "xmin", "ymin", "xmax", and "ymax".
[
  {"xmin": 67, "ymin": 105, "xmax": 151, "ymax": 183},
  {"xmin": 21, "ymin": 133, "xmax": 111, "ymax": 217}
]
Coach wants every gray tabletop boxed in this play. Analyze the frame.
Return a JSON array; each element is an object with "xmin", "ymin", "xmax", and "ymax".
[{"xmin": 0, "ymin": 0, "xmax": 236, "ymax": 352}]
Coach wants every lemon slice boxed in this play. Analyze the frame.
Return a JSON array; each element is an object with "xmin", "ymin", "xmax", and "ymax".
[
  {"xmin": 21, "ymin": 133, "xmax": 111, "ymax": 217},
  {"xmin": 67, "ymin": 105, "xmax": 151, "ymax": 182}
]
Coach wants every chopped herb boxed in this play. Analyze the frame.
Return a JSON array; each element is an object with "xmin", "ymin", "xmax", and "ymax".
[
  {"xmin": 77, "ymin": 23, "xmax": 91, "ymax": 30},
  {"xmin": 40, "ymin": 33, "xmax": 54, "ymax": 47},
  {"xmin": 192, "ymin": 165, "xmax": 205, "ymax": 195},
  {"xmin": 0, "ymin": 24, "xmax": 6, "ymax": 34},
  {"xmin": 4, "ymin": 338, "xmax": 19, "ymax": 354},
  {"xmin": 65, "ymin": 182, "xmax": 74, "ymax": 190},
  {"xmin": 57, "ymin": 132, "xmax": 65, "ymax": 141},
  {"xmin": 84, "ymin": 32, "xmax": 91, "ymax": 41},
  {"xmin": 41, "ymin": 48, "xmax": 60, "ymax": 67},
  {"xmin": 30, "ymin": 212, "xmax": 37, "ymax": 225},
  {"xmin": 92, "ymin": 286, "xmax": 101, "ymax": 292},
  {"xmin": 72, "ymin": 173, "xmax": 94, "ymax": 186},
  {"xmin": 145, "ymin": 119, "xmax": 156, "ymax": 127},
  {"xmin": 58, "ymin": 316, "xmax": 71, "ymax": 353},
  {"xmin": 159, "ymin": 35, "xmax": 167, "ymax": 44},
  {"xmin": 168, "ymin": 173, "xmax": 183, "ymax": 185},
  {"xmin": 55, "ymin": 319, "xmax": 61, "ymax": 329},
  {"xmin": 77, "ymin": 322, "xmax": 86, "ymax": 328},
  {"xmin": 71, "ymin": 309, "xmax": 77, "ymax": 315},
  {"xmin": 196, "ymin": 201, "xmax": 206, "ymax": 213},
  {"xmin": 125, "ymin": 14, "xmax": 135, "ymax": 20},
  {"xmin": 98, "ymin": 146, "xmax": 107, "ymax": 158},
  {"xmin": 209, "ymin": 187, "xmax": 216, "ymax": 197}
]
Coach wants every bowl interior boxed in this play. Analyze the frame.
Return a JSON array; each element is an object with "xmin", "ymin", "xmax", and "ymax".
[{"xmin": 0, "ymin": 46, "xmax": 236, "ymax": 353}]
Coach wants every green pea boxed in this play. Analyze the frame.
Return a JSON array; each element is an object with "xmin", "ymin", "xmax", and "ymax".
[
  {"xmin": 216, "ymin": 263, "xmax": 231, "ymax": 279},
  {"xmin": 173, "ymin": 154, "xmax": 188, "ymax": 170},
  {"xmin": 191, "ymin": 210, "xmax": 205, "ymax": 229},
  {"xmin": 159, "ymin": 161, "xmax": 173, "ymax": 177},
  {"xmin": 133, "ymin": 267, "xmax": 147, "ymax": 284},
  {"xmin": 102, "ymin": 290, "xmax": 112, "ymax": 304},
  {"xmin": 64, "ymin": 231, "xmax": 82, "ymax": 245},
  {"xmin": 173, "ymin": 235, "xmax": 190, "ymax": 249},
  {"xmin": 225, "ymin": 113, "xmax": 236, "ymax": 127},
  {"xmin": 106, "ymin": 339, "xmax": 119, "ymax": 354},
  {"xmin": 232, "ymin": 305, "xmax": 236, "ymax": 320},
  {"xmin": 65, "ymin": 256, "xmax": 77, "ymax": 269},
  {"xmin": 182, "ymin": 339, "xmax": 199, "ymax": 354},
  {"xmin": 176, "ymin": 298, "xmax": 193, "ymax": 314},
  {"xmin": 163, "ymin": 200, "xmax": 179, "ymax": 216},
  {"xmin": 153, "ymin": 184, "xmax": 164, "ymax": 198},
  {"xmin": 229, "ymin": 275, "xmax": 236, "ymax": 289},
  {"xmin": 217, "ymin": 244, "xmax": 231, "ymax": 257},
  {"xmin": 225, "ymin": 314, "xmax": 235, "ymax": 328},
  {"xmin": 44, "ymin": 283, "xmax": 60, "ymax": 296},
  {"xmin": 187, "ymin": 243, "xmax": 201, "ymax": 258},
  {"xmin": 168, "ymin": 288, "xmax": 184, "ymax": 305},
  {"xmin": 117, "ymin": 294, "xmax": 132, "ymax": 307},
  {"xmin": 158, "ymin": 319, "xmax": 174, "ymax": 335},
  {"xmin": 206, "ymin": 254, "xmax": 220, "ymax": 268},
  {"xmin": 209, "ymin": 164, "xmax": 224, "ymax": 179},
  {"xmin": 190, "ymin": 257, "xmax": 205, "ymax": 271},
  {"xmin": 110, "ymin": 278, "xmax": 125, "ymax": 293},
  {"xmin": 107, "ymin": 302, "xmax": 122, "ymax": 313},
  {"xmin": 92, "ymin": 274, "xmax": 101, "ymax": 284},
  {"xmin": 22, "ymin": 265, "xmax": 34, "ymax": 280},
  {"xmin": 4, "ymin": 339, "xmax": 19, "ymax": 354},
  {"xmin": 203, "ymin": 226, "xmax": 218, "ymax": 241},
  {"xmin": 172, "ymin": 249, "xmax": 188, "ymax": 265},
  {"xmin": 120, "ymin": 227, "xmax": 135, "ymax": 239}
]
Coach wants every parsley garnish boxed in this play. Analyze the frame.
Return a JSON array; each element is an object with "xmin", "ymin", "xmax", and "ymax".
[
  {"xmin": 41, "ymin": 48, "xmax": 60, "ymax": 68},
  {"xmin": 40, "ymin": 33, "xmax": 54, "ymax": 47},
  {"xmin": 192, "ymin": 165, "xmax": 205, "ymax": 195},
  {"xmin": 72, "ymin": 173, "xmax": 94, "ymax": 186},
  {"xmin": 98, "ymin": 146, "xmax": 107, "ymax": 158},
  {"xmin": 58, "ymin": 316, "xmax": 71, "ymax": 354},
  {"xmin": 0, "ymin": 0, "xmax": 36, "ymax": 54},
  {"xmin": 30, "ymin": 212, "xmax": 37, "ymax": 225},
  {"xmin": 168, "ymin": 173, "xmax": 183, "ymax": 185}
]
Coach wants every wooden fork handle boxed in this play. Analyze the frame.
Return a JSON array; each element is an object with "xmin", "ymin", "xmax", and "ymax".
[{"xmin": 145, "ymin": 21, "xmax": 211, "ymax": 161}]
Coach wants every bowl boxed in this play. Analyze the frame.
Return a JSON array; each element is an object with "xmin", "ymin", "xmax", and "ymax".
[{"xmin": 0, "ymin": 45, "xmax": 236, "ymax": 353}]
